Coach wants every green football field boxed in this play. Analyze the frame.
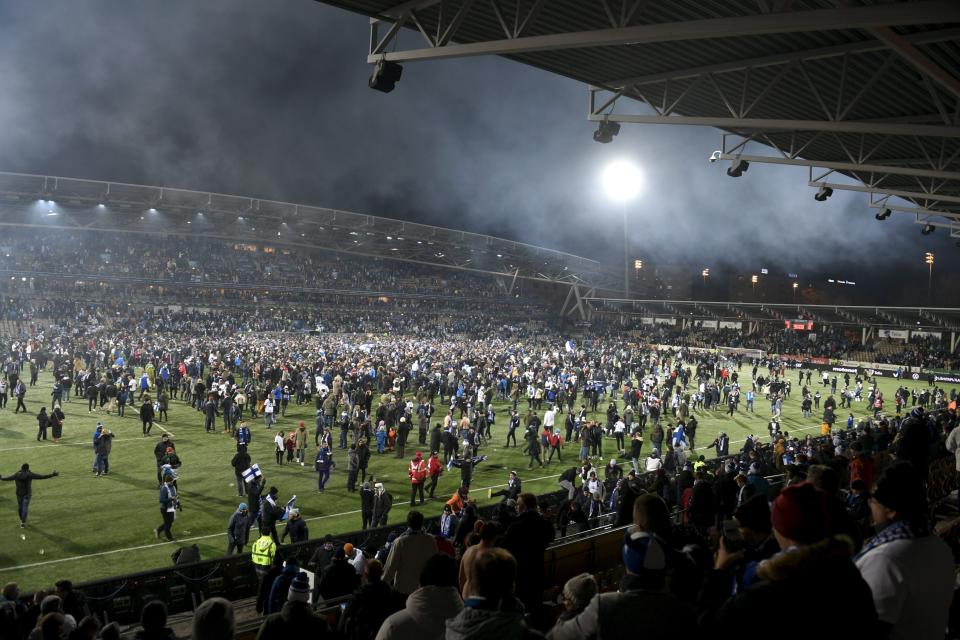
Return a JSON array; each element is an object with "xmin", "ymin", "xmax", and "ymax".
[{"xmin": 0, "ymin": 368, "xmax": 954, "ymax": 591}]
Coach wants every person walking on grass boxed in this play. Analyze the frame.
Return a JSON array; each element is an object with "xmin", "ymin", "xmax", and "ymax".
[
  {"xmin": 140, "ymin": 397, "xmax": 155, "ymax": 436},
  {"xmin": 315, "ymin": 443, "xmax": 334, "ymax": 492},
  {"xmin": 1, "ymin": 463, "xmax": 59, "ymax": 528},
  {"xmin": 94, "ymin": 429, "xmax": 114, "ymax": 477},
  {"xmin": 13, "ymin": 379, "xmax": 27, "ymax": 414},
  {"xmin": 36, "ymin": 407, "xmax": 49, "ymax": 441},
  {"xmin": 227, "ymin": 503, "xmax": 250, "ymax": 555},
  {"xmin": 154, "ymin": 473, "xmax": 178, "ymax": 541}
]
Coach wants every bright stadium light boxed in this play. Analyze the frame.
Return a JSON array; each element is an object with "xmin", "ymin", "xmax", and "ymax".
[
  {"xmin": 602, "ymin": 160, "xmax": 643, "ymax": 202},
  {"xmin": 602, "ymin": 160, "xmax": 643, "ymax": 299}
]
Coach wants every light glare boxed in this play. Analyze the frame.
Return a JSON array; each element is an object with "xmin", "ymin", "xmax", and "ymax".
[{"xmin": 602, "ymin": 160, "xmax": 643, "ymax": 202}]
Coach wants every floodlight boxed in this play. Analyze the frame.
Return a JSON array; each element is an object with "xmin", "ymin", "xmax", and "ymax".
[
  {"xmin": 921, "ymin": 224, "xmax": 935, "ymax": 235},
  {"xmin": 874, "ymin": 208, "xmax": 891, "ymax": 220},
  {"xmin": 593, "ymin": 119, "xmax": 620, "ymax": 144},
  {"xmin": 601, "ymin": 160, "xmax": 643, "ymax": 202},
  {"xmin": 709, "ymin": 150, "xmax": 721, "ymax": 163},
  {"xmin": 726, "ymin": 159, "xmax": 749, "ymax": 177},
  {"xmin": 814, "ymin": 186, "xmax": 833, "ymax": 201},
  {"xmin": 369, "ymin": 60, "xmax": 403, "ymax": 93}
]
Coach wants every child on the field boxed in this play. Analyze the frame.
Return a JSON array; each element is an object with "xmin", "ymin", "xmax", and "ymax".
[{"xmin": 375, "ymin": 422, "xmax": 386, "ymax": 454}]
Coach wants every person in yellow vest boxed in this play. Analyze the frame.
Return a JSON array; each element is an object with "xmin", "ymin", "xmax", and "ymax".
[{"xmin": 251, "ymin": 527, "xmax": 277, "ymax": 582}]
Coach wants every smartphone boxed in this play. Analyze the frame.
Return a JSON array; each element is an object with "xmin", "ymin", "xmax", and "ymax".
[{"xmin": 721, "ymin": 519, "xmax": 745, "ymax": 552}]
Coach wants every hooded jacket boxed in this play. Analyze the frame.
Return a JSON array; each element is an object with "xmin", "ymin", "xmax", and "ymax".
[
  {"xmin": 374, "ymin": 585, "xmax": 463, "ymax": 640},
  {"xmin": 445, "ymin": 601, "xmax": 543, "ymax": 640}
]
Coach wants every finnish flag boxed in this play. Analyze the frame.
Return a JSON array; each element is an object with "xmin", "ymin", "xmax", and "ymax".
[{"xmin": 242, "ymin": 463, "xmax": 262, "ymax": 484}]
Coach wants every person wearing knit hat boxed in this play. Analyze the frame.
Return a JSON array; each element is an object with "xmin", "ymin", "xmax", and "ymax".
[
  {"xmin": 256, "ymin": 571, "xmax": 330, "ymax": 637},
  {"xmin": 287, "ymin": 571, "xmax": 311, "ymax": 603},
  {"xmin": 192, "ymin": 597, "xmax": 234, "ymax": 640},
  {"xmin": 855, "ymin": 461, "xmax": 953, "ymax": 639},
  {"xmin": 559, "ymin": 573, "xmax": 598, "ymax": 619},
  {"xmin": 770, "ymin": 481, "xmax": 829, "ymax": 545},
  {"xmin": 550, "ymin": 529, "xmax": 694, "ymax": 639},
  {"xmin": 704, "ymin": 486, "xmax": 879, "ymax": 636}
]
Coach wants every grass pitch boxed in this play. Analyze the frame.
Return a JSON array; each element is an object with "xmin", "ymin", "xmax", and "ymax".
[{"xmin": 0, "ymin": 368, "xmax": 954, "ymax": 591}]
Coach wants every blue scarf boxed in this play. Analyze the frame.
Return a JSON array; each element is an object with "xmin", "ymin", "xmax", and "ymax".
[{"xmin": 855, "ymin": 519, "xmax": 922, "ymax": 561}]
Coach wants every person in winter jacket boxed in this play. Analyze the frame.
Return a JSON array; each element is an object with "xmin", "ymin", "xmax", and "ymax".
[
  {"xmin": 408, "ymin": 452, "xmax": 428, "ymax": 506},
  {"xmin": 281, "ymin": 509, "xmax": 308, "ymax": 544},
  {"xmin": 372, "ymin": 482, "xmax": 393, "ymax": 526},
  {"xmin": 231, "ymin": 446, "xmax": 251, "ymax": 498},
  {"xmin": 266, "ymin": 560, "xmax": 301, "ymax": 615},
  {"xmin": 444, "ymin": 548, "xmax": 540, "ymax": 640},
  {"xmin": 226, "ymin": 503, "xmax": 250, "ymax": 555},
  {"xmin": 359, "ymin": 482, "xmax": 375, "ymax": 529},
  {"xmin": 550, "ymin": 527, "xmax": 694, "ymax": 640},
  {"xmin": 427, "ymin": 451, "xmax": 443, "ymax": 498},
  {"xmin": 257, "ymin": 572, "xmax": 332, "ymax": 640},
  {"xmin": 700, "ymin": 482, "xmax": 879, "ymax": 638},
  {"xmin": 375, "ymin": 553, "xmax": 462, "ymax": 640}
]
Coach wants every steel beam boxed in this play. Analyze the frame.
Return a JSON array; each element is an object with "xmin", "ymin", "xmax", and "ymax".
[
  {"xmin": 807, "ymin": 180, "xmax": 960, "ymax": 204},
  {"xmin": 716, "ymin": 153, "xmax": 960, "ymax": 181},
  {"xmin": 367, "ymin": 1, "xmax": 960, "ymax": 63},
  {"xmin": 869, "ymin": 26, "xmax": 960, "ymax": 103},
  {"xmin": 602, "ymin": 26, "xmax": 960, "ymax": 89},
  {"xmin": 587, "ymin": 112, "xmax": 960, "ymax": 138}
]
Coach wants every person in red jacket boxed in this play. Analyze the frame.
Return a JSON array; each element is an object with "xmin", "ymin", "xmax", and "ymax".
[
  {"xmin": 427, "ymin": 451, "xmax": 443, "ymax": 499},
  {"xmin": 408, "ymin": 451, "xmax": 427, "ymax": 506}
]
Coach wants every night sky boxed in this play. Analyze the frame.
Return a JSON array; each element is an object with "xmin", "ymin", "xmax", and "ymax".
[{"xmin": 0, "ymin": 0, "xmax": 955, "ymax": 304}]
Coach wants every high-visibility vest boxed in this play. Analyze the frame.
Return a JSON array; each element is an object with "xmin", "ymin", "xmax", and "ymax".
[{"xmin": 251, "ymin": 536, "xmax": 275, "ymax": 567}]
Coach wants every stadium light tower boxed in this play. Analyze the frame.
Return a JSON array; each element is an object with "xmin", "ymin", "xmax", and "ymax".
[
  {"xmin": 701, "ymin": 268, "xmax": 709, "ymax": 288},
  {"xmin": 751, "ymin": 274, "xmax": 758, "ymax": 297},
  {"xmin": 792, "ymin": 281, "xmax": 799, "ymax": 303},
  {"xmin": 602, "ymin": 160, "xmax": 643, "ymax": 299},
  {"xmin": 925, "ymin": 252, "xmax": 934, "ymax": 302}
]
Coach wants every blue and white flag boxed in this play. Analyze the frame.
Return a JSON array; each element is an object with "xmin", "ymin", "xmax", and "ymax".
[
  {"xmin": 280, "ymin": 495, "xmax": 298, "ymax": 521},
  {"xmin": 242, "ymin": 463, "xmax": 262, "ymax": 484},
  {"xmin": 565, "ymin": 340, "xmax": 575, "ymax": 353}
]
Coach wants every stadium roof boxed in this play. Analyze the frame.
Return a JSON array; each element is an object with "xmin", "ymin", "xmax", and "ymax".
[
  {"xmin": 317, "ymin": 0, "xmax": 960, "ymax": 237},
  {"xmin": 589, "ymin": 297, "xmax": 960, "ymax": 332},
  {"xmin": 0, "ymin": 171, "xmax": 619, "ymax": 290}
]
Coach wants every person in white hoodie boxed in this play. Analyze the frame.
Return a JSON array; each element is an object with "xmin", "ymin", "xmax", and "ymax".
[{"xmin": 375, "ymin": 553, "xmax": 462, "ymax": 640}]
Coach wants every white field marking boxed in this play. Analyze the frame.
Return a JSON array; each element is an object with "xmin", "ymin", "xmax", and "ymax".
[
  {"xmin": 0, "ymin": 473, "xmax": 563, "ymax": 573},
  {"xmin": 0, "ymin": 437, "xmax": 166, "ymax": 453}
]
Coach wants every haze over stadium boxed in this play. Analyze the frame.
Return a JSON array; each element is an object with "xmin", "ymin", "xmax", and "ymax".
[{"xmin": 0, "ymin": 1, "xmax": 958, "ymax": 639}]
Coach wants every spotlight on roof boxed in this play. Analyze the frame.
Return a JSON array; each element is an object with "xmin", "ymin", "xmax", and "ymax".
[
  {"xmin": 814, "ymin": 185, "xmax": 833, "ymax": 202},
  {"xmin": 874, "ymin": 208, "xmax": 891, "ymax": 220},
  {"xmin": 593, "ymin": 119, "xmax": 620, "ymax": 144},
  {"xmin": 709, "ymin": 150, "xmax": 722, "ymax": 163},
  {"xmin": 921, "ymin": 223, "xmax": 935, "ymax": 235},
  {"xmin": 726, "ymin": 159, "xmax": 749, "ymax": 177},
  {"xmin": 369, "ymin": 60, "xmax": 403, "ymax": 93}
]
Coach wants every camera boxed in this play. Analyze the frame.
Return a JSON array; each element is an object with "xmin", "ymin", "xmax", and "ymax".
[
  {"xmin": 709, "ymin": 150, "xmax": 722, "ymax": 163},
  {"xmin": 721, "ymin": 518, "xmax": 744, "ymax": 552}
]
